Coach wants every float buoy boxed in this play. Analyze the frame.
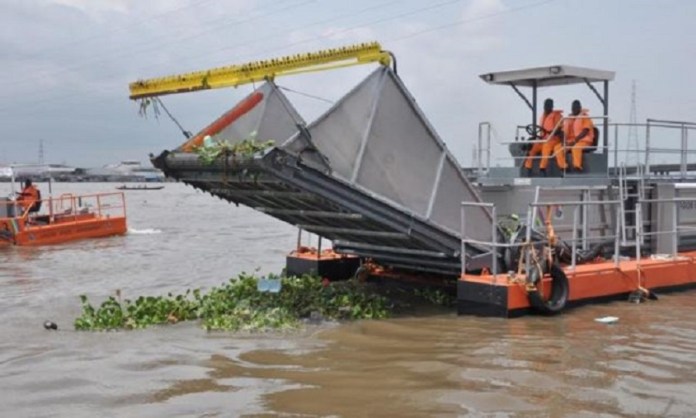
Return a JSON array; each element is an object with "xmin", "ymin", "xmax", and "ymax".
[{"xmin": 526, "ymin": 263, "xmax": 569, "ymax": 314}]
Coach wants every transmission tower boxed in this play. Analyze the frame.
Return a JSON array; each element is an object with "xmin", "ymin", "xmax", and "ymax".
[
  {"xmin": 628, "ymin": 80, "xmax": 639, "ymax": 166},
  {"xmin": 38, "ymin": 139, "xmax": 45, "ymax": 165}
]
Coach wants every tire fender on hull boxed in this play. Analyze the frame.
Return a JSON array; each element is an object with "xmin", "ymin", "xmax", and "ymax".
[{"xmin": 527, "ymin": 263, "xmax": 569, "ymax": 314}]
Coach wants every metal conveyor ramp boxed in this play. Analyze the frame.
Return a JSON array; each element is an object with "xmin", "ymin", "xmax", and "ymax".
[{"xmin": 152, "ymin": 67, "xmax": 493, "ymax": 276}]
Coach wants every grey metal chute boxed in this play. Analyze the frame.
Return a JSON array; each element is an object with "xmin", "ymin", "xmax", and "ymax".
[
  {"xmin": 285, "ymin": 67, "xmax": 491, "ymax": 239},
  {"xmin": 175, "ymin": 81, "xmax": 305, "ymax": 152},
  {"xmin": 153, "ymin": 69, "xmax": 494, "ymax": 275}
]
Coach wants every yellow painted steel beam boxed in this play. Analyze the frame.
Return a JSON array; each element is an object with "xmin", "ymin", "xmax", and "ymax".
[{"xmin": 129, "ymin": 42, "xmax": 390, "ymax": 100}]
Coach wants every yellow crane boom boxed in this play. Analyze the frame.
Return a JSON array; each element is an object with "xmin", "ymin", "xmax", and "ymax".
[{"xmin": 128, "ymin": 42, "xmax": 391, "ymax": 100}]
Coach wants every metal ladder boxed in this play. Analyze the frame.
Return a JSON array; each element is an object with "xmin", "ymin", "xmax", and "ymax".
[{"xmin": 619, "ymin": 163, "xmax": 646, "ymax": 246}]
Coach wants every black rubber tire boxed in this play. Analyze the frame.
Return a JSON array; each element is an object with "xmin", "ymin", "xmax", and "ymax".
[
  {"xmin": 354, "ymin": 265, "xmax": 369, "ymax": 282},
  {"xmin": 527, "ymin": 263, "xmax": 569, "ymax": 314}
]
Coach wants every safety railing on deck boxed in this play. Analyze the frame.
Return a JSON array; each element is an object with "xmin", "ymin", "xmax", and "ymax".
[
  {"xmin": 0, "ymin": 192, "xmax": 126, "ymax": 224},
  {"xmin": 460, "ymin": 195, "xmax": 694, "ymax": 277},
  {"xmin": 644, "ymin": 119, "xmax": 696, "ymax": 177},
  {"xmin": 48, "ymin": 192, "xmax": 126, "ymax": 223},
  {"xmin": 610, "ymin": 120, "xmax": 696, "ymax": 177}
]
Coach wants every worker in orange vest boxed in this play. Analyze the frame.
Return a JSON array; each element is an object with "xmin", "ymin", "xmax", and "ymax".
[
  {"xmin": 17, "ymin": 179, "xmax": 40, "ymax": 213},
  {"xmin": 524, "ymin": 98, "xmax": 563, "ymax": 176},
  {"xmin": 557, "ymin": 100, "xmax": 595, "ymax": 172}
]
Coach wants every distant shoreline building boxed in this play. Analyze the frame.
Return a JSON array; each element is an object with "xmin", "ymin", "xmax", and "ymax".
[{"xmin": 0, "ymin": 161, "xmax": 165, "ymax": 182}]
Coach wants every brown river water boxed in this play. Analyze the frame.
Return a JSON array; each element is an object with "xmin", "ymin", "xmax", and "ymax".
[{"xmin": 1, "ymin": 182, "xmax": 695, "ymax": 417}]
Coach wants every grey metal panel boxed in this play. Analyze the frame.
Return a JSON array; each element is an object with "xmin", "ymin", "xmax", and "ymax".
[
  {"xmin": 651, "ymin": 183, "xmax": 677, "ymax": 254},
  {"xmin": 674, "ymin": 185, "xmax": 696, "ymax": 248},
  {"xmin": 354, "ymin": 71, "xmax": 441, "ymax": 216},
  {"xmin": 256, "ymin": 82, "xmax": 305, "ymax": 143},
  {"xmin": 283, "ymin": 69, "xmax": 384, "ymax": 180},
  {"xmin": 266, "ymin": 149, "xmax": 462, "ymax": 253},
  {"xmin": 431, "ymin": 158, "xmax": 487, "ymax": 235},
  {"xmin": 175, "ymin": 82, "xmax": 303, "ymax": 151},
  {"xmin": 151, "ymin": 68, "xmax": 498, "ymax": 276},
  {"xmin": 282, "ymin": 66, "xmax": 491, "ymax": 238},
  {"xmin": 153, "ymin": 149, "xmax": 473, "ymax": 275},
  {"xmin": 480, "ymin": 65, "xmax": 615, "ymax": 87},
  {"xmin": 385, "ymin": 70, "xmax": 492, "ymax": 237}
]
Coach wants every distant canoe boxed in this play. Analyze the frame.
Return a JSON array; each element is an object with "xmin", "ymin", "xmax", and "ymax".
[{"xmin": 116, "ymin": 185, "xmax": 164, "ymax": 190}]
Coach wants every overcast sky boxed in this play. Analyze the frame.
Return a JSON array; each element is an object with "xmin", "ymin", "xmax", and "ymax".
[{"xmin": 1, "ymin": 0, "xmax": 694, "ymax": 168}]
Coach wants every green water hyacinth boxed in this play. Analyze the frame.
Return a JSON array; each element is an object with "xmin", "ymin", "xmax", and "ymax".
[
  {"xmin": 194, "ymin": 134, "xmax": 275, "ymax": 165},
  {"xmin": 74, "ymin": 274, "xmax": 390, "ymax": 332}
]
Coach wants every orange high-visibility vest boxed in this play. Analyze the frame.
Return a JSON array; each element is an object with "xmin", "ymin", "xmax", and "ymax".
[
  {"xmin": 541, "ymin": 110, "xmax": 563, "ymax": 138},
  {"xmin": 563, "ymin": 118, "xmax": 574, "ymax": 144},
  {"xmin": 19, "ymin": 185, "xmax": 39, "ymax": 202},
  {"xmin": 18, "ymin": 185, "xmax": 39, "ymax": 212},
  {"xmin": 573, "ymin": 110, "xmax": 595, "ymax": 143}
]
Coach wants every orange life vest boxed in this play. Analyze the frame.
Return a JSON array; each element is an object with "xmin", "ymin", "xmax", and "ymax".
[
  {"xmin": 566, "ymin": 110, "xmax": 595, "ymax": 144},
  {"xmin": 540, "ymin": 110, "xmax": 563, "ymax": 138},
  {"xmin": 18, "ymin": 185, "xmax": 40, "ymax": 211},
  {"xmin": 19, "ymin": 185, "xmax": 39, "ymax": 202},
  {"xmin": 573, "ymin": 110, "xmax": 595, "ymax": 143}
]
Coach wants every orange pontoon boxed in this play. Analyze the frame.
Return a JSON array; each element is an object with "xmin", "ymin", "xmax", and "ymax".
[{"xmin": 459, "ymin": 253, "xmax": 696, "ymax": 317}]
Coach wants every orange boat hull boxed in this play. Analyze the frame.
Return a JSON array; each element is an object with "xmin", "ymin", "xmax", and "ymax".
[
  {"xmin": 12, "ymin": 217, "xmax": 127, "ymax": 246},
  {"xmin": 1, "ymin": 192, "xmax": 128, "ymax": 247},
  {"xmin": 459, "ymin": 251, "xmax": 696, "ymax": 317}
]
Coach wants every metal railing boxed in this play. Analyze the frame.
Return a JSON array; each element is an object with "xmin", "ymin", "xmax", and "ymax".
[
  {"xmin": 460, "ymin": 195, "xmax": 695, "ymax": 277},
  {"xmin": 48, "ymin": 192, "xmax": 126, "ymax": 222},
  {"xmin": 461, "ymin": 202, "xmax": 499, "ymax": 277},
  {"xmin": 0, "ymin": 192, "xmax": 126, "ymax": 226},
  {"xmin": 610, "ymin": 120, "xmax": 696, "ymax": 176},
  {"xmin": 644, "ymin": 119, "xmax": 696, "ymax": 177},
  {"xmin": 295, "ymin": 227, "xmax": 327, "ymax": 258}
]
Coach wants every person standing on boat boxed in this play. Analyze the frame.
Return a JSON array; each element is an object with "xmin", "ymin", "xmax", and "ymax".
[
  {"xmin": 559, "ymin": 100, "xmax": 595, "ymax": 172},
  {"xmin": 17, "ymin": 179, "xmax": 40, "ymax": 213},
  {"xmin": 523, "ymin": 98, "xmax": 563, "ymax": 176}
]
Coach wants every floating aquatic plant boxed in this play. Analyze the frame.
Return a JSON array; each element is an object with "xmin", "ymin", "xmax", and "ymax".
[
  {"xmin": 194, "ymin": 133, "xmax": 275, "ymax": 165},
  {"xmin": 74, "ymin": 273, "xmax": 390, "ymax": 332}
]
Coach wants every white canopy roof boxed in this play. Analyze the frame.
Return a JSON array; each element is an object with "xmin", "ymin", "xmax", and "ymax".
[{"xmin": 480, "ymin": 65, "xmax": 615, "ymax": 88}]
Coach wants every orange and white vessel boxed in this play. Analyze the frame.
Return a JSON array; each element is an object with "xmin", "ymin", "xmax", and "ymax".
[
  {"xmin": 129, "ymin": 42, "xmax": 696, "ymax": 316},
  {"xmin": 1, "ymin": 173, "xmax": 127, "ymax": 247}
]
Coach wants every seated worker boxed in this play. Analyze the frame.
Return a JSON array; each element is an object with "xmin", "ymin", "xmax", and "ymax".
[
  {"xmin": 523, "ymin": 98, "xmax": 563, "ymax": 176},
  {"xmin": 17, "ymin": 179, "xmax": 41, "ymax": 214},
  {"xmin": 560, "ymin": 100, "xmax": 595, "ymax": 172}
]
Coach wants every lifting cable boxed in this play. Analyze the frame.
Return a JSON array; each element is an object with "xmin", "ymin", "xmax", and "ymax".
[
  {"xmin": 155, "ymin": 97, "xmax": 192, "ymax": 139},
  {"xmin": 277, "ymin": 85, "xmax": 334, "ymax": 104},
  {"xmin": 139, "ymin": 97, "xmax": 192, "ymax": 139}
]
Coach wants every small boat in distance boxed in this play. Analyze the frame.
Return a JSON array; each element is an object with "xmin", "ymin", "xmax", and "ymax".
[
  {"xmin": 116, "ymin": 184, "xmax": 164, "ymax": 190},
  {"xmin": 1, "ymin": 192, "xmax": 127, "ymax": 246},
  {"xmin": 1, "ymin": 170, "xmax": 127, "ymax": 247}
]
